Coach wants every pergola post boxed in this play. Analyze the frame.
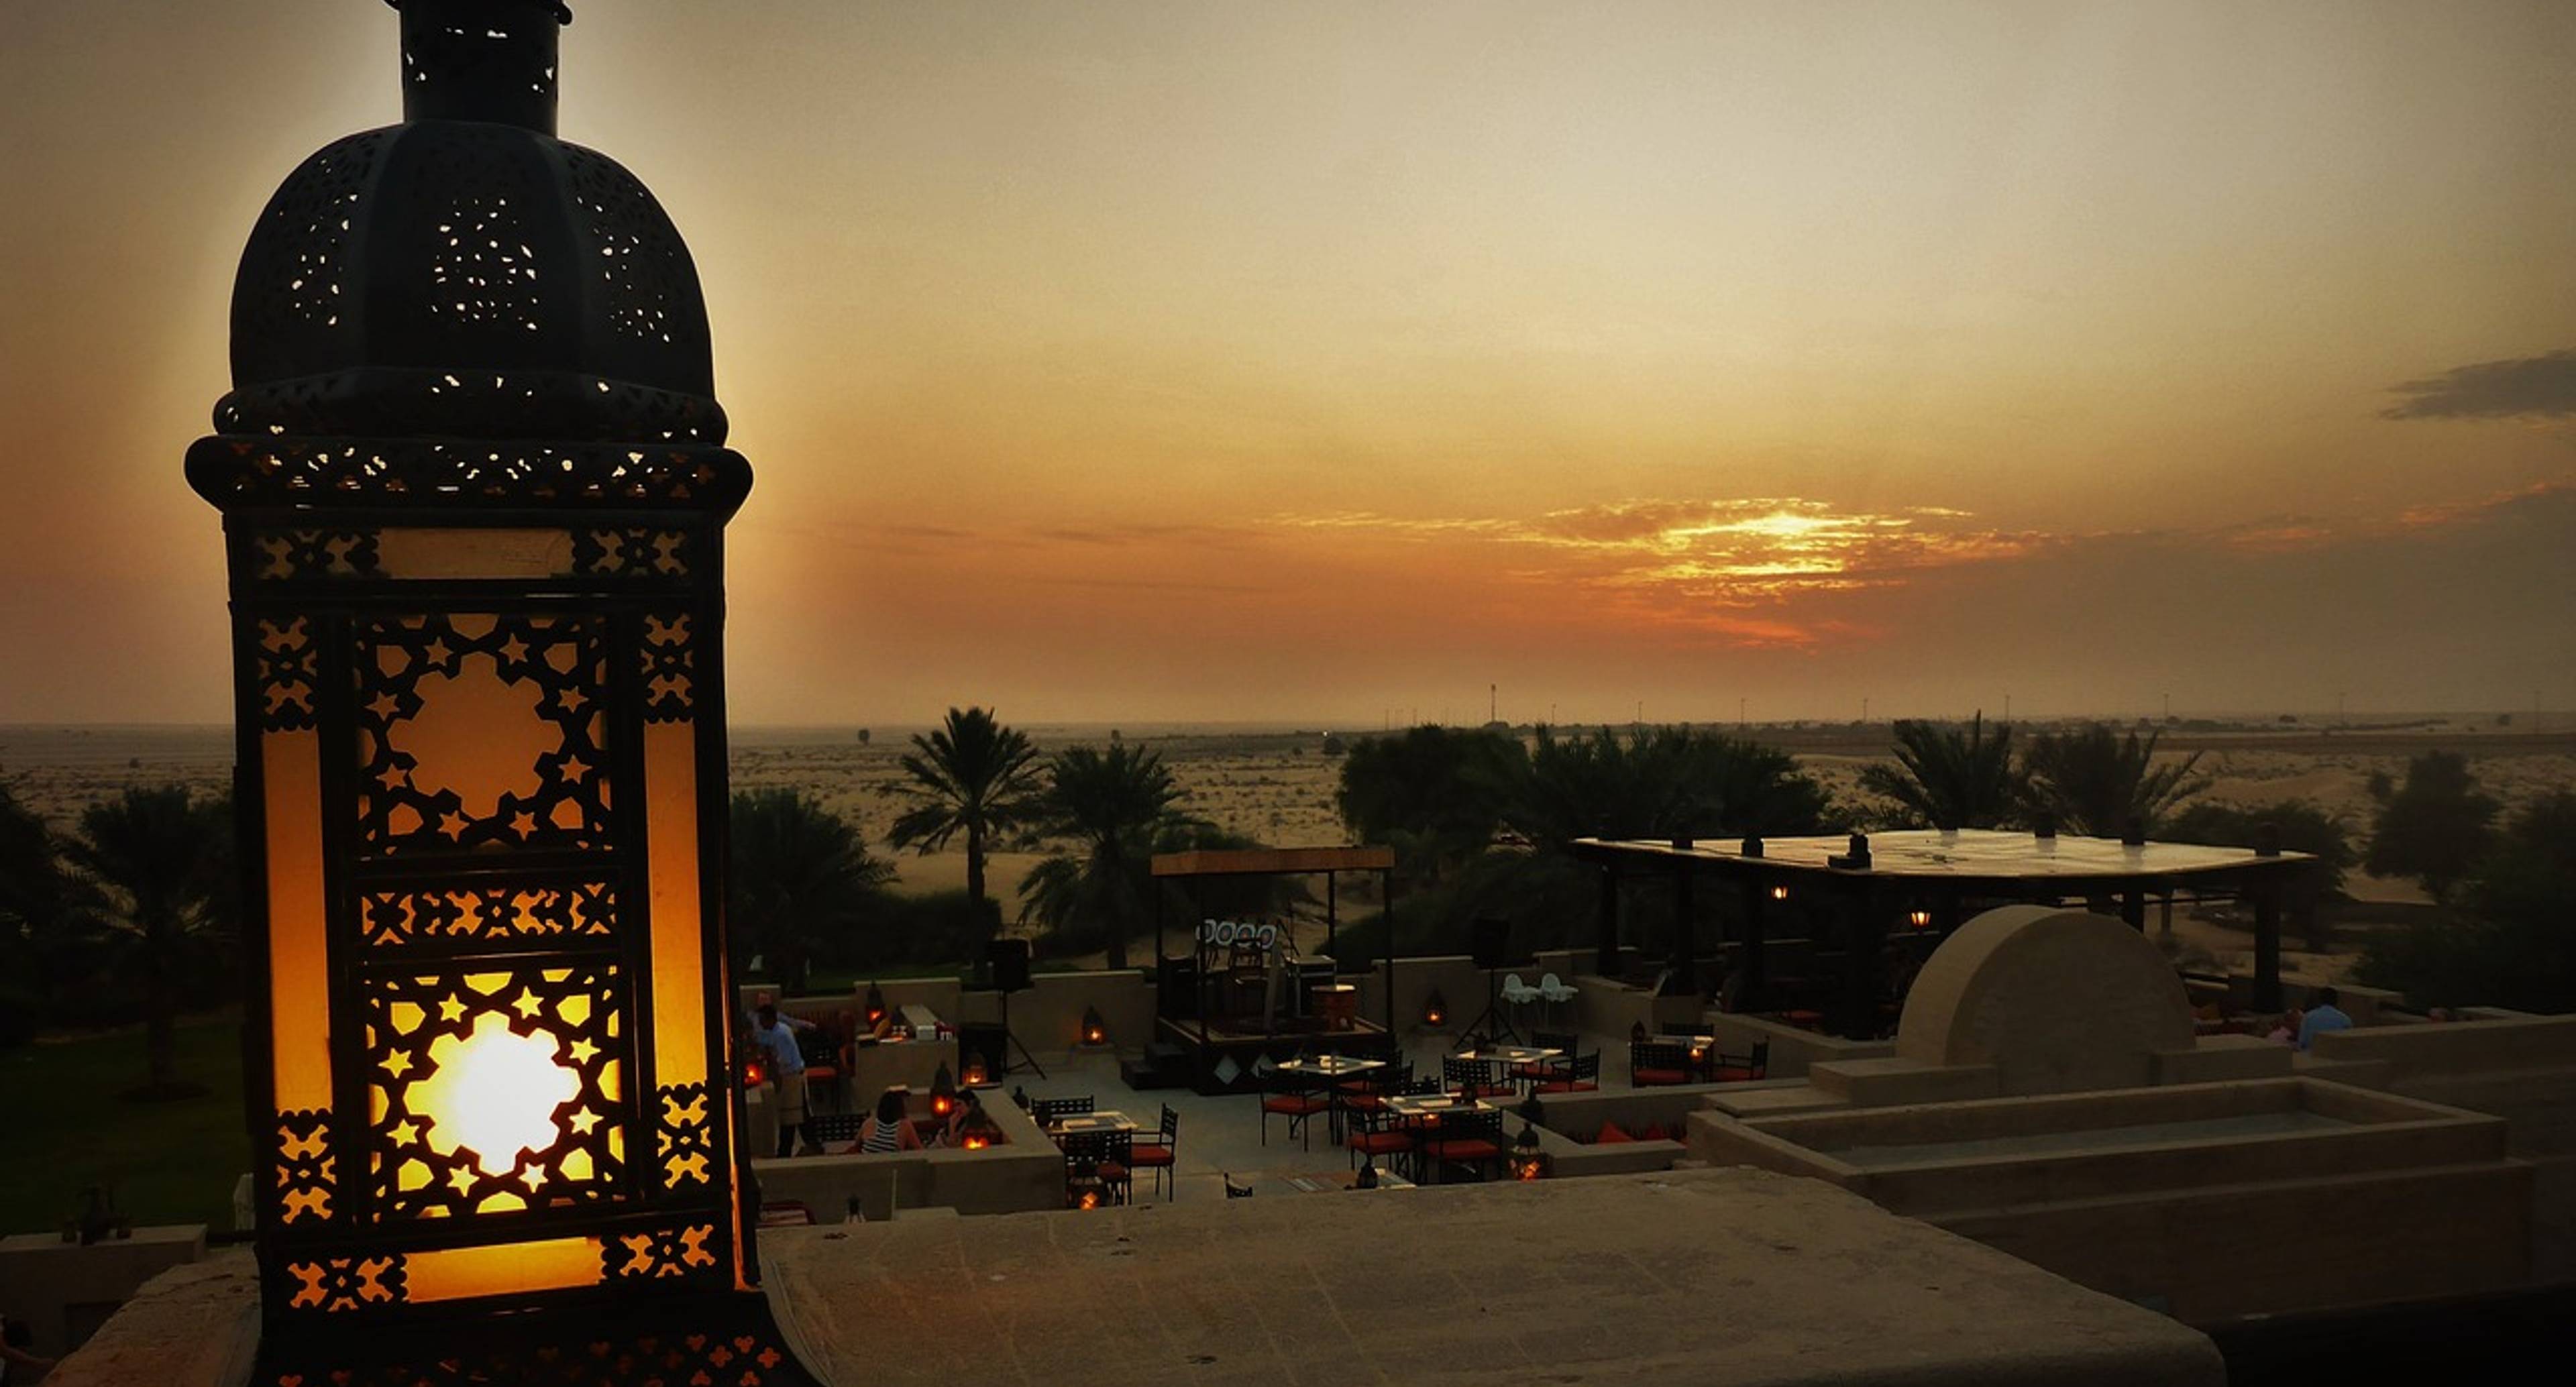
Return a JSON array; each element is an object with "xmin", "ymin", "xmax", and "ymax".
[
  {"xmin": 2121, "ymin": 886, "xmax": 2148, "ymax": 932},
  {"xmin": 1666, "ymin": 863, "xmax": 1696, "ymax": 994},
  {"xmin": 1739, "ymin": 878, "xmax": 1770, "ymax": 1005},
  {"xmin": 2252, "ymin": 877, "xmax": 2284, "ymax": 1012},
  {"xmin": 1839, "ymin": 888, "xmax": 1888, "ymax": 1039},
  {"xmin": 1325, "ymin": 871, "xmax": 1338, "ymax": 960},
  {"xmin": 1595, "ymin": 864, "xmax": 1620, "ymax": 976},
  {"xmin": 1382, "ymin": 867, "xmax": 1396, "ymax": 1037}
]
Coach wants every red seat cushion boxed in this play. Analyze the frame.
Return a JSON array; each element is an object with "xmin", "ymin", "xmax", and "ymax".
[
  {"xmin": 1711, "ymin": 1066, "xmax": 1761, "ymax": 1083},
  {"xmin": 1350, "ymin": 1131, "xmax": 1411, "ymax": 1156},
  {"xmin": 1632, "ymin": 1068, "xmax": 1690, "ymax": 1086},
  {"xmin": 1097, "ymin": 1162, "xmax": 1128, "ymax": 1180},
  {"xmin": 1595, "ymin": 1122, "xmax": 1633, "ymax": 1145},
  {"xmin": 1341, "ymin": 1093, "xmax": 1384, "ymax": 1111},
  {"xmin": 1129, "ymin": 1145, "xmax": 1173, "ymax": 1166},
  {"xmin": 1637, "ymin": 1123, "xmax": 1669, "ymax": 1142},
  {"xmin": 1535, "ymin": 1078, "xmax": 1597, "ymax": 1093},
  {"xmin": 1263, "ymin": 1095, "xmax": 1329, "ymax": 1115},
  {"xmin": 1424, "ymin": 1139, "xmax": 1501, "ymax": 1162},
  {"xmin": 804, "ymin": 1066, "xmax": 838, "ymax": 1083}
]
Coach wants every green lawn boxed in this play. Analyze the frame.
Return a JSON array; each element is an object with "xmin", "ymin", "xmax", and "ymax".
[{"xmin": 0, "ymin": 1014, "xmax": 250, "ymax": 1236}]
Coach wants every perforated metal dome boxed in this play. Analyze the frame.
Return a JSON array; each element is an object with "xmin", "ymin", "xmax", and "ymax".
[{"xmin": 212, "ymin": 0, "xmax": 726, "ymax": 449}]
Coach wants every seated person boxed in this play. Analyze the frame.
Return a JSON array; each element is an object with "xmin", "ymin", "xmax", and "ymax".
[
  {"xmin": 845, "ymin": 1087, "xmax": 922, "ymax": 1155},
  {"xmin": 936, "ymin": 1090, "xmax": 984, "ymax": 1148},
  {"xmin": 2296, "ymin": 987, "xmax": 2353, "ymax": 1050},
  {"xmin": 2265, "ymin": 1009, "xmax": 2302, "ymax": 1046}
]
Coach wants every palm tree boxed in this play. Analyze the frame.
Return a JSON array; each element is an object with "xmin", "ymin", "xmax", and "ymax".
[
  {"xmin": 727, "ymin": 789, "xmax": 896, "ymax": 993},
  {"xmin": 885, "ymin": 707, "xmax": 1043, "ymax": 931},
  {"xmin": 1018, "ymin": 744, "xmax": 1189, "ymax": 970},
  {"xmin": 60, "ymin": 785, "xmax": 233, "ymax": 1097},
  {"xmin": 2020, "ymin": 724, "xmax": 2206, "ymax": 838},
  {"xmin": 1, "ymin": 780, "xmax": 74, "ymax": 1046},
  {"xmin": 1858, "ymin": 714, "xmax": 2023, "ymax": 829}
]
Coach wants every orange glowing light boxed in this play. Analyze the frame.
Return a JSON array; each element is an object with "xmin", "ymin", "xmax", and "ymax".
[
  {"xmin": 407, "ymin": 1013, "xmax": 578, "ymax": 1179},
  {"xmin": 1771, "ymin": 885, "xmax": 1790, "ymax": 901},
  {"xmin": 961, "ymin": 1133, "xmax": 989, "ymax": 1151},
  {"xmin": 1077, "ymin": 1190, "xmax": 1102, "ymax": 1211}
]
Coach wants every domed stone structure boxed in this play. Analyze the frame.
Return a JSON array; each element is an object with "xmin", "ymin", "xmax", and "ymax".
[
  {"xmin": 1895, "ymin": 905, "xmax": 2195, "ymax": 1095},
  {"xmin": 189, "ymin": 0, "xmax": 745, "ymax": 508}
]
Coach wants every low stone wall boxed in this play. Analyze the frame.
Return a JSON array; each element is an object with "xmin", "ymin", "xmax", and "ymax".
[
  {"xmin": 749, "ymin": 1091, "xmax": 1062, "ymax": 1221},
  {"xmin": 2317, "ymin": 1015, "xmax": 2576, "ymax": 1281},
  {"xmin": 0, "ymin": 1225, "xmax": 209, "ymax": 1359},
  {"xmin": 1703, "ymin": 1011, "xmax": 1896, "ymax": 1077}
]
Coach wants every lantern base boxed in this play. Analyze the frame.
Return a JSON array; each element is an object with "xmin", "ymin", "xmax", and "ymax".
[{"xmin": 252, "ymin": 1289, "xmax": 821, "ymax": 1387}]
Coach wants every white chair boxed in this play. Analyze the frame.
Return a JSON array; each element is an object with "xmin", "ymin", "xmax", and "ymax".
[
  {"xmin": 1538, "ymin": 972, "xmax": 1578, "ymax": 1026},
  {"xmin": 1500, "ymin": 972, "xmax": 1540, "ymax": 1028}
]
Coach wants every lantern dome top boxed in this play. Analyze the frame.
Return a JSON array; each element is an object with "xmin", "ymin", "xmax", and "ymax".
[{"xmin": 210, "ymin": 0, "xmax": 726, "ymax": 447}]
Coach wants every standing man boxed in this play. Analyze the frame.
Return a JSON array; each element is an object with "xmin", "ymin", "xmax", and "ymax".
[
  {"xmin": 751, "ymin": 1002, "xmax": 816, "ymax": 1157},
  {"xmin": 2296, "ymin": 987, "xmax": 2353, "ymax": 1051}
]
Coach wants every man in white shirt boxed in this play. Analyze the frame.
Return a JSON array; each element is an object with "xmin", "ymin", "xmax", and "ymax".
[
  {"xmin": 2296, "ymin": 987, "xmax": 2353, "ymax": 1051},
  {"xmin": 751, "ymin": 1003, "xmax": 816, "ymax": 1156}
]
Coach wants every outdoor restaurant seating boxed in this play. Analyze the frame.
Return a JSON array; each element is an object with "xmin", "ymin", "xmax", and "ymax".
[
  {"xmin": 1442, "ymin": 1054, "xmax": 1513, "ymax": 1099},
  {"xmin": 804, "ymin": 1112, "xmax": 866, "ymax": 1148},
  {"xmin": 1344, "ymin": 1104, "xmax": 1415, "ymax": 1178},
  {"xmin": 1129, "ymin": 1105, "xmax": 1180, "ymax": 1199},
  {"xmin": 1630, "ymin": 1038, "xmax": 1695, "ymax": 1087},
  {"xmin": 1417, "ymin": 1107, "xmax": 1505, "ymax": 1181},
  {"xmin": 1030, "ymin": 1095, "xmax": 1095, "ymax": 1127},
  {"xmin": 1261, "ymin": 1071, "xmax": 1331, "ymax": 1149},
  {"xmin": 1710, "ymin": 1038, "xmax": 1770, "ymax": 1083},
  {"xmin": 1059, "ymin": 1127, "xmax": 1132, "ymax": 1206},
  {"xmin": 1535, "ymin": 1052, "xmax": 1601, "ymax": 1093},
  {"xmin": 1517, "ymin": 1032, "xmax": 1579, "ymax": 1083}
]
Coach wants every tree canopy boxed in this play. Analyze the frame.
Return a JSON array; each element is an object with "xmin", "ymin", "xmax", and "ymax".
[
  {"xmin": 2363, "ymin": 751, "xmax": 2500, "ymax": 904},
  {"xmin": 1858, "ymin": 714, "xmax": 2023, "ymax": 830},
  {"xmin": 727, "ymin": 788, "xmax": 895, "ymax": 994},
  {"xmin": 2021, "ymin": 724, "xmax": 2205, "ymax": 837},
  {"xmin": 885, "ymin": 706, "xmax": 1043, "ymax": 927}
]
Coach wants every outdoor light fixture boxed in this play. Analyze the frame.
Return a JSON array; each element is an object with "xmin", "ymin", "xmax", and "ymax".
[
  {"xmin": 191, "ymin": 2, "xmax": 808, "ymax": 1380},
  {"xmin": 960, "ymin": 1052, "xmax": 991, "ymax": 1089},
  {"xmin": 1080, "ymin": 1005, "xmax": 1108, "ymax": 1047},
  {"xmin": 1909, "ymin": 908, "xmax": 1933, "ymax": 930},
  {"xmin": 862, "ymin": 981, "xmax": 888, "ymax": 1028},
  {"xmin": 930, "ymin": 1063, "xmax": 957, "ymax": 1119},
  {"xmin": 1772, "ymin": 884, "xmax": 1791, "ymax": 902},
  {"xmin": 1424, "ymin": 989, "xmax": 1448, "ymax": 1028},
  {"xmin": 1509, "ymin": 1122, "xmax": 1549, "ymax": 1181}
]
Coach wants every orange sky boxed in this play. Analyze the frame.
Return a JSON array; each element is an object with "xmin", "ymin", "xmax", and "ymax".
[{"xmin": 3, "ymin": 1, "xmax": 2572, "ymax": 727}]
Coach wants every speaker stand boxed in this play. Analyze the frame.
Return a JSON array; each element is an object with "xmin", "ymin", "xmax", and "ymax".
[
  {"xmin": 1459, "ymin": 964, "xmax": 1522, "ymax": 1045},
  {"xmin": 996, "ymin": 989, "xmax": 1046, "ymax": 1079}
]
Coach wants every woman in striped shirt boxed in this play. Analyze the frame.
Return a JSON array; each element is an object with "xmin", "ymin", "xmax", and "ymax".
[{"xmin": 847, "ymin": 1087, "xmax": 922, "ymax": 1155}]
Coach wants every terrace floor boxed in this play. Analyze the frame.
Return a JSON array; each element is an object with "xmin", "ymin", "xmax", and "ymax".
[{"xmin": 963, "ymin": 1024, "xmax": 1657, "ymax": 1201}]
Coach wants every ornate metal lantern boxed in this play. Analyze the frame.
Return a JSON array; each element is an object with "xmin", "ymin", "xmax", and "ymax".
[
  {"xmin": 1079, "ymin": 1005, "xmax": 1108, "ymax": 1047},
  {"xmin": 189, "ymin": 3, "xmax": 810, "ymax": 1380}
]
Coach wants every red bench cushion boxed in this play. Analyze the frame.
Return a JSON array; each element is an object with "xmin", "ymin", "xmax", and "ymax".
[
  {"xmin": 1632, "ymin": 1068, "xmax": 1690, "ymax": 1086},
  {"xmin": 1596, "ymin": 1122, "xmax": 1633, "ymax": 1145}
]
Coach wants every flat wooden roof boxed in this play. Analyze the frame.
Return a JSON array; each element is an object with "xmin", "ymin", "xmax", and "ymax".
[
  {"xmin": 1572, "ymin": 828, "xmax": 2312, "ymax": 885},
  {"xmin": 1150, "ymin": 844, "xmax": 1396, "ymax": 878}
]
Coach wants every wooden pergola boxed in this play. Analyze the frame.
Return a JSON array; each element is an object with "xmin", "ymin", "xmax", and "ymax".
[{"xmin": 1572, "ymin": 828, "xmax": 2318, "ymax": 1035}]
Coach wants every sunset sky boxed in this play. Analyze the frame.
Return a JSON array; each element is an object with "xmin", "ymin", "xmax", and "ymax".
[{"xmin": 3, "ymin": 0, "xmax": 2571, "ymax": 728}]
